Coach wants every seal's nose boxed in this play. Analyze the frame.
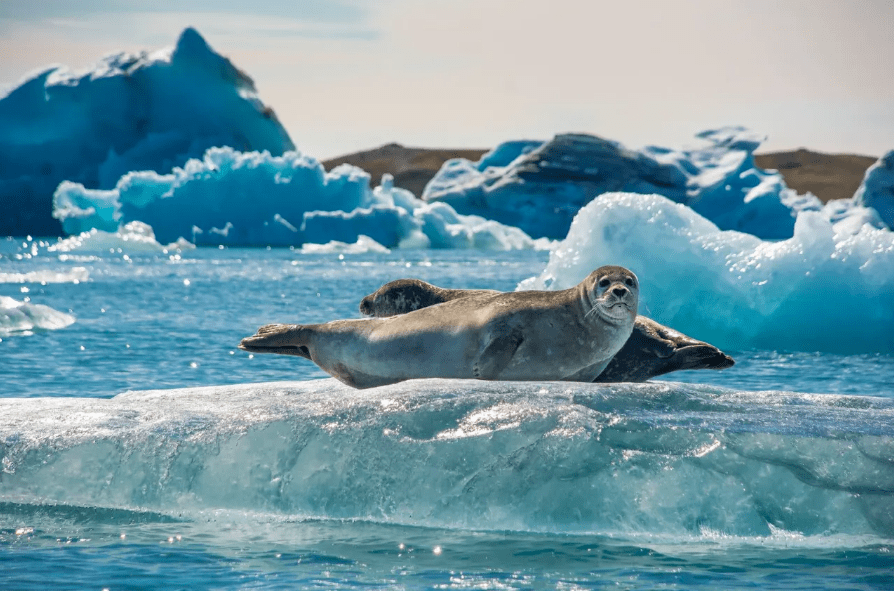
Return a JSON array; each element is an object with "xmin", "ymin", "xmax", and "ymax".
[{"xmin": 612, "ymin": 286, "xmax": 628, "ymax": 298}]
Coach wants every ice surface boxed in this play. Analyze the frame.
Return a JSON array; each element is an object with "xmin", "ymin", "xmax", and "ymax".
[
  {"xmin": 854, "ymin": 150, "xmax": 894, "ymax": 229},
  {"xmin": 0, "ymin": 28, "xmax": 293, "ymax": 237},
  {"xmin": 520, "ymin": 193, "xmax": 894, "ymax": 353},
  {"xmin": 424, "ymin": 128, "xmax": 829, "ymax": 240},
  {"xmin": 0, "ymin": 295, "xmax": 75, "ymax": 335},
  {"xmin": 1, "ymin": 379, "xmax": 892, "ymax": 538},
  {"xmin": 53, "ymin": 151, "xmax": 547, "ymax": 250}
]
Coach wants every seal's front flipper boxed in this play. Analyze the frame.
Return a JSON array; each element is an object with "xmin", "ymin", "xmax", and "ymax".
[
  {"xmin": 473, "ymin": 329, "xmax": 524, "ymax": 380},
  {"xmin": 239, "ymin": 324, "xmax": 312, "ymax": 359}
]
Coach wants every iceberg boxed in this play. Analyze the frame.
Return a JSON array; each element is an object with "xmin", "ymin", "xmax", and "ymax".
[
  {"xmin": 854, "ymin": 150, "xmax": 894, "ymax": 230},
  {"xmin": 520, "ymin": 193, "xmax": 894, "ymax": 354},
  {"xmin": 0, "ymin": 28, "xmax": 293, "ymax": 237},
  {"xmin": 53, "ymin": 149, "xmax": 548, "ymax": 250},
  {"xmin": 1, "ymin": 379, "xmax": 892, "ymax": 538},
  {"xmin": 423, "ymin": 128, "xmax": 825, "ymax": 240},
  {"xmin": 0, "ymin": 296, "xmax": 75, "ymax": 335}
]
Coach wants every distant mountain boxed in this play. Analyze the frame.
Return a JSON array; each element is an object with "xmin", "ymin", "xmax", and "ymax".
[
  {"xmin": 753, "ymin": 149, "xmax": 877, "ymax": 204},
  {"xmin": 325, "ymin": 143, "xmax": 877, "ymax": 207},
  {"xmin": 322, "ymin": 143, "xmax": 487, "ymax": 199}
]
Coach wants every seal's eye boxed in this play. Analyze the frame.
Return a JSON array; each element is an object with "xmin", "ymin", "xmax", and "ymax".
[
  {"xmin": 598, "ymin": 278, "xmax": 610, "ymax": 289},
  {"xmin": 625, "ymin": 277, "xmax": 635, "ymax": 287}
]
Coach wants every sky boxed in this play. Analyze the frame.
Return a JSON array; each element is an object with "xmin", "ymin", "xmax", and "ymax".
[{"xmin": 1, "ymin": 0, "xmax": 893, "ymax": 160}]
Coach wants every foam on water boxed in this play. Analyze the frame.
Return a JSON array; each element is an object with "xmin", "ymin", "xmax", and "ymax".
[
  {"xmin": 521, "ymin": 192, "xmax": 894, "ymax": 353},
  {"xmin": 0, "ymin": 268, "xmax": 89, "ymax": 284},
  {"xmin": 2, "ymin": 379, "xmax": 892, "ymax": 541}
]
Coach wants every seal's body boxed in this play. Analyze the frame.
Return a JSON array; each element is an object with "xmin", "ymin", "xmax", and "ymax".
[
  {"xmin": 240, "ymin": 266, "xmax": 638, "ymax": 389},
  {"xmin": 359, "ymin": 278, "xmax": 734, "ymax": 383}
]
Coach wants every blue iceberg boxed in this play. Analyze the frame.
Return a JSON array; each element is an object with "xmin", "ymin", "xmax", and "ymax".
[
  {"xmin": 0, "ymin": 28, "xmax": 293, "ymax": 237},
  {"xmin": 53, "ymin": 149, "xmax": 548, "ymax": 251},
  {"xmin": 520, "ymin": 192, "xmax": 894, "ymax": 354},
  {"xmin": 423, "ymin": 128, "xmax": 826, "ymax": 240},
  {"xmin": 854, "ymin": 150, "xmax": 894, "ymax": 230}
]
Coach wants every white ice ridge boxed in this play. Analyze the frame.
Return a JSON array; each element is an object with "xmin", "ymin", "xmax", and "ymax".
[
  {"xmin": 0, "ymin": 296, "xmax": 75, "ymax": 335},
  {"xmin": 0, "ymin": 379, "xmax": 892, "ymax": 538},
  {"xmin": 299, "ymin": 235, "xmax": 391, "ymax": 254},
  {"xmin": 423, "ymin": 128, "xmax": 885, "ymax": 241},
  {"xmin": 520, "ymin": 193, "xmax": 894, "ymax": 354},
  {"xmin": 48, "ymin": 221, "xmax": 195, "ymax": 254},
  {"xmin": 53, "ymin": 151, "xmax": 549, "ymax": 250},
  {"xmin": 0, "ymin": 28, "xmax": 293, "ymax": 238}
]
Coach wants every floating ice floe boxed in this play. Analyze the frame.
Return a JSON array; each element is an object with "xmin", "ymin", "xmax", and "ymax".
[
  {"xmin": 0, "ymin": 296, "xmax": 76, "ymax": 336},
  {"xmin": 299, "ymin": 235, "xmax": 392, "ymax": 254},
  {"xmin": 520, "ymin": 192, "xmax": 894, "ymax": 353},
  {"xmin": 1, "ymin": 379, "xmax": 892, "ymax": 537},
  {"xmin": 49, "ymin": 221, "xmax": 195, "ymax": 254},
  {"xmin": 53, "ymin": 148, "xmax": 549, "ymax": 251},
  {"xmin": 423, "ymin": 128, "xmax": 872, "ymax": 241},
  {"xmin": 0, "ymin": 28, "xmax": 293, "ymax": 237}
]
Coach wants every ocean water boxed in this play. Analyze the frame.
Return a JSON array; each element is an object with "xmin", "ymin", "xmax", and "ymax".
[{"xmin": 1, "ymin": 237, "xmax": 893, "ymax": 590}]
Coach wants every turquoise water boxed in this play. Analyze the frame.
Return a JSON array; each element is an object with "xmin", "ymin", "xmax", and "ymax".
[{"xmin": 2, "ymin": 240, "xmax": 893, "ymax": 589}]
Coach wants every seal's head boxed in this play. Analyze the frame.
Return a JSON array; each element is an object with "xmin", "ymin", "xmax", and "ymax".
[{"xmin": 582, "ymin": 265, "xmax": 639, "ymax": 326}]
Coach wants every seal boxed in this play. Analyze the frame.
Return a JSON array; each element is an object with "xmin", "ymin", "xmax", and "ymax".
[
  {"xmin": 240, "ymin": 265, "xmax": 639, "ymax": 388},
  {"xmin": 359, "ymin": 278, "xmax": 734, "ymax": 382}
]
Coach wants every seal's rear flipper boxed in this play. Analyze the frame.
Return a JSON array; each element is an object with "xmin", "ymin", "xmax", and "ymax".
[
  {"xmin": 473, "ymin": 329, "xmax": 524, "ymax": 380},
  {"xmin": 239, "ymin": 324, "xmax": 312, "ymax": 360}
]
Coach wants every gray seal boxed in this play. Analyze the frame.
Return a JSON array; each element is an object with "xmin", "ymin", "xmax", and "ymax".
[
  {"xmin": 240, "ymin": 266, "xmax": 639, "ymax": 388},
  {"xmin": 359, "ymin": 278, "xmax": 734, "ymax": 382}
]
